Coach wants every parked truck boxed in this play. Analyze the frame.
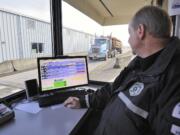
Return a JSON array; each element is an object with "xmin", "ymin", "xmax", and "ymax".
[{"xmin": 88, "ymin": 36, "xmax": 122, "ymax": 60}]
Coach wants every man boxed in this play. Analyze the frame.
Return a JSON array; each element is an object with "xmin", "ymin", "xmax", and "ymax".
[{"xmin": 64, "ymin": 6, "xmax": 180, "ymax": 135}]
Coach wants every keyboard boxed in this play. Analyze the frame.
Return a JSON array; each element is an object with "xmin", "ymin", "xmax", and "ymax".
[{"xmin": 38, "ymin": 89, "xmax": 94, "ymax": 107}]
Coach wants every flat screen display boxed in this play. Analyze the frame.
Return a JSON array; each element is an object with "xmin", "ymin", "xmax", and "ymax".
[{"xmin": 37, "ymin": 56, "xmax": 89, "ymax": 93}]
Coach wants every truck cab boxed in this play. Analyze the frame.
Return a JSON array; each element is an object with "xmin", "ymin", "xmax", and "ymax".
[{"xmin": 88, "ymin": 37, "xmax": 115, "ymax": 60}]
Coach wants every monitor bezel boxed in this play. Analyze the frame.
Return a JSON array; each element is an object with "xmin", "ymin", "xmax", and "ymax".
[{"xmin": 37, "ymin": 56, "xmax": 89, "ymax": 94}]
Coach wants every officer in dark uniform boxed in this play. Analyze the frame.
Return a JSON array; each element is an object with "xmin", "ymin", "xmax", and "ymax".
[{"xmin": 64, "ymin": 6, "xmax": 180, "ymax": 135}]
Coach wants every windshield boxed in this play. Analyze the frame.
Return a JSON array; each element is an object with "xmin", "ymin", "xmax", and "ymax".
[
  {"xmin": 101, "ymin": 44, "xmax": 107, "ymax": 51},
  {"xmin": 95, "ymin": 39, "xmax": 107, "ymax": 46}
]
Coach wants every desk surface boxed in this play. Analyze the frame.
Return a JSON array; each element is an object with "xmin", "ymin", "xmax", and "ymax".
[{"xmin": 0, "ymin": 104, "xmax": 87, "ymax": 135}]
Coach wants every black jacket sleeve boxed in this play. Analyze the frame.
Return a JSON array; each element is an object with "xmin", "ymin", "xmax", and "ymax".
[
  {"xmin": 88, "ymin": 83, "xmax": 113, "ymax": 109},
  {"xmin": 85, "ymin": 68, "xmax": 131, "ymax": 109},
  {"xmin": 79, "ymin": 83, "xmax": 112, "ymax": 109}
]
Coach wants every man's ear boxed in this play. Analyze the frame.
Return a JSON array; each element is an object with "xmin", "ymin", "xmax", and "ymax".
[{"xmin": 137, "ymin": 24, "xmax": 145, "ymax": 39}]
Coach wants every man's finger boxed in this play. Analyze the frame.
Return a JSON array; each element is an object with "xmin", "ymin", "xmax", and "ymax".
[{"xmin": 64, "ymin": 97, "xmax": 73, "ymax": 105}]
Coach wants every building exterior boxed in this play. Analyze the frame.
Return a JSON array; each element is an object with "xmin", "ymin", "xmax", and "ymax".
[
  {"xmin": 0, "ymin": 9, "xmax": 94, "ymax": 62},
  {"xmin": 63, "ymin": 27, "xmax": 94, "ymax": 55}
]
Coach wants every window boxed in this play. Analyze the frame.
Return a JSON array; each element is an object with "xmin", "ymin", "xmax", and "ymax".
[
  {"xmin": 32, "ymin": 43, "xmax": 44, "ymax": 53},
  {"xmin": 0, "ymin": 0, "xmax": 51, "ymax": 98},
  {"xmin": 62, "ymin": 1, "xmax": 132, "ymax": 83},
  {"xmin": 0, "ymin": 0, "xmax": 132, "ymax": 99}
]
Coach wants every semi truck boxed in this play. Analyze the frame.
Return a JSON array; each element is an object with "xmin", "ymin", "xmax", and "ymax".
[{"xmin": 88, "ymin": 36, "xmax": 123, "ymax": 60}]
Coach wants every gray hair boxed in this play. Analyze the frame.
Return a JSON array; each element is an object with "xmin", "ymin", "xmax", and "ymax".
[{"xmin": 130, "ymin": 6, "xmax": 172, "ymax": 38}]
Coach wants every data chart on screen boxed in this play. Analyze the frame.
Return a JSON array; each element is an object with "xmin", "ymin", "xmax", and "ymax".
[{"xmin": 39, "ymin": 58, "xmax": 88, "ymax": 91}]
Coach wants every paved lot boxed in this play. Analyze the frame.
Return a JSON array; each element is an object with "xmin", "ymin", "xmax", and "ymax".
[{"xmin": 89, "ymin": 51, "xmax": 133, "ymax": 82}]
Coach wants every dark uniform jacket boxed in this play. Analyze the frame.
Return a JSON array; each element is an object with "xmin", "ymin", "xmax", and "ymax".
[{"xmin": 82, "ymin": 37, "xmax": 180, "ymax": 135}]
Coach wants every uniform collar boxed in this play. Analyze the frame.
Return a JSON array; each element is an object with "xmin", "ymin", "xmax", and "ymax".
[
  {"xmin": 144, "ymin": 37, "xmax": 180, "ymax": 76},
  {"xmin": 129, "ymin": 37, "xmax": 180, "ymax": 76},
  {"xmin": 136, "ymin": 49, "xmax": 162, "ymax": 71}
]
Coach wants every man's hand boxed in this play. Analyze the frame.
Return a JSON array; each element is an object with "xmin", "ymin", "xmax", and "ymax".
[{"xmin": 63, "ymin": 97, "xmax": 81, "ymax": 109}]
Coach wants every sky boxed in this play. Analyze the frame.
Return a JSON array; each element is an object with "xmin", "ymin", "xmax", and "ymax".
[{"xmin": 0, "ymin": 0, "xmax": 130, "ymax": 46}]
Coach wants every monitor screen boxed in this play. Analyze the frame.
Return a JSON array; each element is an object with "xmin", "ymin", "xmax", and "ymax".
[{"xmin": 37, "ymin": 56, "xmax": 89, "ymax": 93}]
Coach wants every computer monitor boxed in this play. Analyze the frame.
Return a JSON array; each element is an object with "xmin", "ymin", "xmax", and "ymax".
[{"xmin": 37, "ymin": 56, "xmax": 89, "ymax": 94}]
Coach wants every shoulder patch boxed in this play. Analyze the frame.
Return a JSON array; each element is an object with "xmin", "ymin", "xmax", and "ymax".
[
  {"xmin": 171, "ymin": 124, "xmax": 180, "ymax": 135},
  {"xmin": 129, "ymin": 82, "xmax": 144, "ymax": 96},
  {"xmin": 172, "ymin": 102, "xmax": 180, "ymax": 119}
]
